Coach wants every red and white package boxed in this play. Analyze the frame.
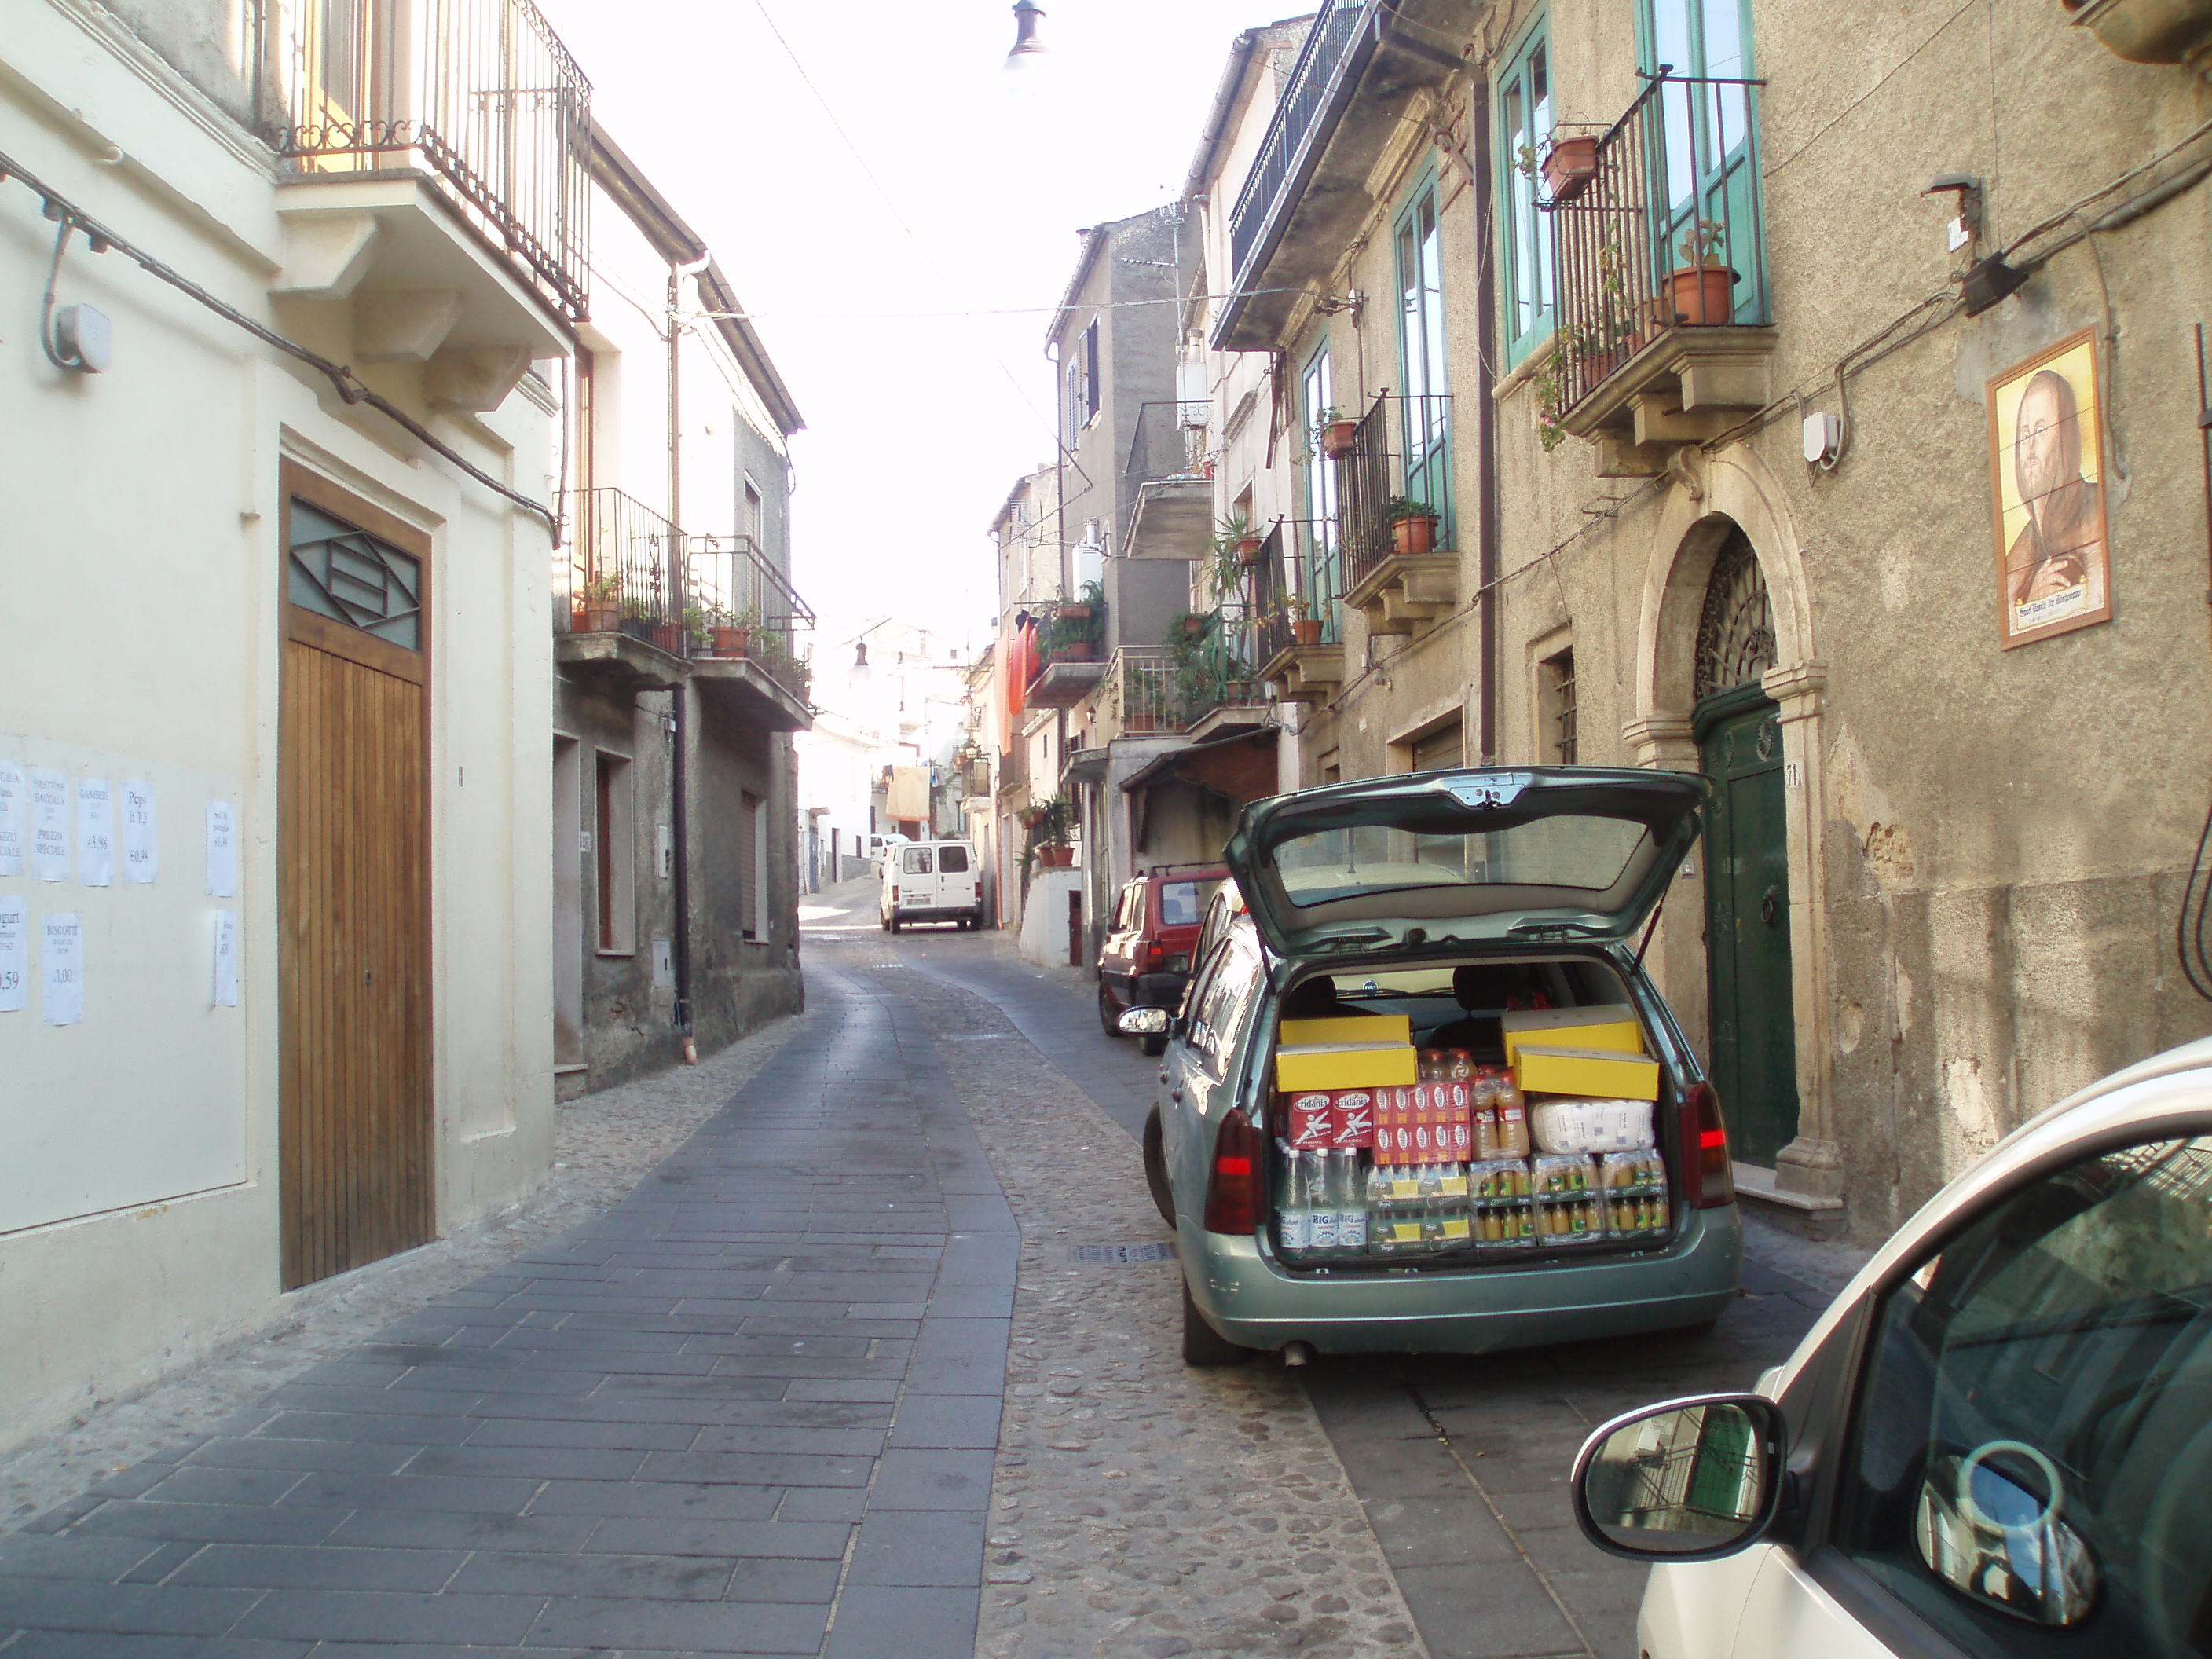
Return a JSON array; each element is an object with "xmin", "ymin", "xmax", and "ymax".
[
  {"xmin": 1331, "ymin": 1090, "xmax": 1375, "ymax": 1148},
  {"xmin": 1286, "ymin": 1091, "xmax": 1335, "ymax": 1149}
]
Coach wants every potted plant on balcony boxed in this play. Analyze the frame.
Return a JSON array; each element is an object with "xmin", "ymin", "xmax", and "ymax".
[
  {"xmin": 1317, "ymin": 406, "xmax": 1360, "ymax": 460},
  {"xmin": 683, "ymin": 606, "xmax": 713, "ymax": 656},
  {"xmin": 1382, "ymin": 496, "xmax": 1441, "ymax": 556},
  {"xmin": 1659, "ymin": 218, "xmax": 1738, "ymax": 327},
  {"xmin": 710, "ymin": 605, "xmax": 758, "ymax": 658},
  {"xmin": 1541, "ymin": 133, "xmax": 1601, "ymax": 202},
  {"xmin": 1285, "ymin": 593, "xmax": 1323, "ymax": 648},
  {"xmin": 620, "ymin": 594, "xmax": 656, "ymax": 644},
  {"xmin": 576, "ymin": 571, "xmax": 622, "ymax": 633},
  {"xmin": 1170, "ymin": 610, "xmax": 1212, "ymax": 643}
]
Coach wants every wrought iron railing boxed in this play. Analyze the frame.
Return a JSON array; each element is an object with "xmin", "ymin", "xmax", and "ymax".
[
  {"xmin": 1226, "ymin": 0, "xmax": 1373, "ymax": 279},
  {"xmin": 1545, "ymin": 72, "xmax": 1768, "ymax": 419},
  {"xmin": 1095, "ymin": 625, "xmax": 1269, "ymax": 743},
  {"xmin": 1336, "ymin": 391, "xmax": 1454, "ymax": 595},
  {"xmin": 1122, "ymin": 399, "xmax": 1212, "ymax": 498},
  {"xmin": 559, "ymin": 487, "xmax": 684, "ymax": 650},
  {"xmin": 1253, "ymin": 519, "xmax": 1344, "ymax": 668},
  {"xmin": 689, "ymin": 535, "xmax": 815, "ymax": 703},
  {"xmin": 267, "ymin": 0, "xmax": 591, "ymax": 321}
]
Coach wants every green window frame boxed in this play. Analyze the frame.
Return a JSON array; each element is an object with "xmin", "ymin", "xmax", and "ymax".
[
  {"xmin": 1636, "ymin": 0, "xmax": 1767, "ymax": 324},
  {"xmin": 1299, "ymin": 341, "xmax": 1342, "ymax": 643},
  {"xmin": 1392, "ymin": 170, "xmax": 1452, "ymax": 543},
  {"xmin": 1496, "ymin": 16, "xmax": 1555, "ymax": 370}
]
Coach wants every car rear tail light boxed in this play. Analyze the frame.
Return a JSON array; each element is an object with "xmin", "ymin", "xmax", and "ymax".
[
  {"xmin": 1144, "ymin": 939, "xmax": 1165, "ymax": 970},
  {"xmin": 1203, "ymin": 1106, "xmax": 1262, "ymax": 1235},
  {"xmin": 891, "ymin": 885, "xmax": 899, "ymax": 902},
  {"xmin": 1681, "ymin": 1080, "xmax": 1734, "ymax": 1208}
]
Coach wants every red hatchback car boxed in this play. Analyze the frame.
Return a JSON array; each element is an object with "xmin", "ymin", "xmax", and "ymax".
[{"xmin": 1096, "ymin": 863, "xmax": 1229, "ymax": 1036}]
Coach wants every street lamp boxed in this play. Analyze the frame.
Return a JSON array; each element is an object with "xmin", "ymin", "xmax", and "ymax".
[{"xmin": 1005, "ymin": 1, "xmax": 1048, "ymax": 71}]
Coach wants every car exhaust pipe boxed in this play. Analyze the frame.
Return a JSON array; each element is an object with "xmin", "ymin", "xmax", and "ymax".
[{"xmin": 1283, "ymin": 1341, "xmax": 1314, "ymax": 1368}]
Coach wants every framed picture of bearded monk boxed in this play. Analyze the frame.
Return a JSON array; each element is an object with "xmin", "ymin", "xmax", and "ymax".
[{"xmin": 1987, "ymin": 329, "xmax": 2112, "ymax": 648}]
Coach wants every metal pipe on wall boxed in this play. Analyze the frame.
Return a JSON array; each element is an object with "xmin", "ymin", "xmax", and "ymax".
[
  {"xmin": 667, "ymin": 263, "xmax": 693, "ymax": 1033},
  {"xmin": 1470, "ymin": 77, "xmax": 1501, "ymax": 764}
]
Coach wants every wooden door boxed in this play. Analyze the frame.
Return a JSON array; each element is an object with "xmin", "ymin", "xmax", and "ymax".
[
  {"xmin": 279, "ymin": 468, "xmax": 433, "ymax": 1288},
  {"xmin": 1697, "ymin": 685, "xmax": 1799, "ymax": 1167}
]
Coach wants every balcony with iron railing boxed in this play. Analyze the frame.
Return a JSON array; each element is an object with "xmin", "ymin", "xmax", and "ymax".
[
  {"xmin": 1023, "ymin": 591, "xmax": 1108, "ymax": 709},
  {"xmin": 1084, "ymin": 617, "xmax": 1273, "ymax": 749},
  {"xmin": 1121, "ymin": 398, "xmax": 1214, "ymax": 563},
  {"xmin": 268, "ymin": 0, "xmax": 591, "ymax": 324},
  {"xmin": 555, "ymin": 489, "xmax": 814, "ymax": 727},
  {"xmin": 1331, "ymin": 391, "xmax": 1460, "ymax": 639},
  {"xmin": 1213, "ymin": 0, "xmax": 1470, "ymax": 351},
  {"xmin": 1252, "ymin": 520, "xmax": 1350, "ymax": 705},
  {"xmin": 1542, "ymin": 71, "xmax": 1775, "ymax": 471}
]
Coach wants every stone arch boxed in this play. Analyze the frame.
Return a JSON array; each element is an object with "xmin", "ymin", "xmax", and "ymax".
[
  {"xmin": 1627, "ymin": 449, "xmax": 1842, "ymax": 1204},
  {"xmin": 1635, "ymin": 451, "xmax": 1816, "ymax": 728}
]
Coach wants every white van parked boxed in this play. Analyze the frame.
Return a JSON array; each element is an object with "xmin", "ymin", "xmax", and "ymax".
[{"xmin": 881, "ymin": 840, "xmax": 983, "ymax": 932}]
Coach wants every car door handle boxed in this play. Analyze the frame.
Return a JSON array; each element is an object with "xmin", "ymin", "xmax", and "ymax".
[
  {"xmin": 1158, "ymin": 1068, "xmax": 1169, "ymax": 1084},
  {"xmin": 1170, "ymin": 1087, "xmax": 1184, "ymax": 1103}
]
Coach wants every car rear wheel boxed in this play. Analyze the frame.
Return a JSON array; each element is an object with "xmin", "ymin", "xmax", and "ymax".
[
  {"xmin": 1142, "ymin": 1107, "xmax": 1175, "ymax": 1226},
  {"xmin": 888, "ymin": 914, "xmax": 901, "ymax": 934},
  {"xmin": 1181, "ymin": 1274, "xmax": 1247, "ymax": 1367},
  {"xmin": 1097, "ymin": 982, "xmax": 1123, "ymax": 1036}
]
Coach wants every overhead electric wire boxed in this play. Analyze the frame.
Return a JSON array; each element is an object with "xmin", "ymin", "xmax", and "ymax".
[{"xmin": 1, "ymin": 148, "xmax": 560, "ymax": 537}]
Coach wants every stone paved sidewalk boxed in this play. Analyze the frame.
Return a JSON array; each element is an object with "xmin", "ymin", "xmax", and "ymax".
[
  {"xmin": 0, "ymin": 957, "xmax": 1013, "ymax": 1656},
  {"xmin": 846, "ymin": 943, "xmax": 1428, "ymax": 1659}
]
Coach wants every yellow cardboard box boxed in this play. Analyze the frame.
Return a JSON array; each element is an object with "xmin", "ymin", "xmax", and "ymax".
[
  {"xmin": 1280, "ymin": 1014, "xmax": 1413, "ymax": 1048},
  {"xmin": 1514, "ymin": 1044, "xmax": 1661, "ymax": 1102},
  {"xmin": 1501, "ymin": 1004, "xmax": 1644, "ymax": 1071},
  {"xmin": 1275, "ymin": 1040, "xmax": 1418, "ymax": 1092}
]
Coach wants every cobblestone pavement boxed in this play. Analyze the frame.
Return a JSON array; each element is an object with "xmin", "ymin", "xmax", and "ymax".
[
  {"xmin": 836, "ymin": 938, "xmax": 1428, "ymax": 1659},
  {"xmin": 0, "ymin": 1016, "xmax": 801, "ymax": 1533}
]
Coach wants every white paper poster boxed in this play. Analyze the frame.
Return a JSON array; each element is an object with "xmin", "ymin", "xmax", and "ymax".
[
  {"xmin": 0, "ymin": 896, "xmax": 25, "ymax": 1013},
  {"xmin": 76, "ymin": 778, "xmax": 115, "ymax": 888},
  {"xmin": 206, "ymin": 800, "xmax": 237, "ymax": 899},
  {"xmin": 0, "ymin": 762, "xmax": 24, "ymax": 877},
  {"xmin": 121, "ymin": 780, "xmax": 158, "ymax": 884},
  {"xmin": 213, "ymin": 910, "xmax": 240, "ymax": 1008},
  {"xmin": 30, "ymin": 770, "xmax": 69, "ymax": 883},
  {"xmin": 42, "ymin": 913, "xmax": 82, "ymax": 1026}
]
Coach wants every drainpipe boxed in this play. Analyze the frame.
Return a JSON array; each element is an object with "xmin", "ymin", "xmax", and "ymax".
[
  {"xmin": 668, "ymin": 262, "xmax": 693, "ymax": 1034},
  {"xmin": 1470, "ymin": 80, "xmax": 1501, "ymax": 764}
]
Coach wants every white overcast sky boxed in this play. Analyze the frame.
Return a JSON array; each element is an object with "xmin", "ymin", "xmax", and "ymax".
[{"xmin": 533, "ymin": 0, "xmax": 1290, "ymax": 657}]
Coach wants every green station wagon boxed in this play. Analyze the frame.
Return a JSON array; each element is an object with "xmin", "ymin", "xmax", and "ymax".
[{"xmin": 1119, "ymin": 767, "xmax": 1744, "ymax": 1364}]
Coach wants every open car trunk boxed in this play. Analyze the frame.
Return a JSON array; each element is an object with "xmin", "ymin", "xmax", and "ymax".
[{"xmin": 1263, "ymin": 947, "xmax": 1683, "ymax": 1273}]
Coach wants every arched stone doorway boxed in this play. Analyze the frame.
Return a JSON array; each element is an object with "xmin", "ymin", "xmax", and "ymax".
[{"xmin": 1628, "ymin": 454, "xmax": 1840, "ymax": 1203}]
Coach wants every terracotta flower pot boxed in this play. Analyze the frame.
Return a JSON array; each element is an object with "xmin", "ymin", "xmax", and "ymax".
[
  {"xmin": 650, "ymin": 621, "xmax": 684, "ymax": 655},
  {"xmin": 1391, "ymin": 515, "xmax": 1440, "ymax": 557},
  {"xmin": 1658, "ymin": 264, "xmax": 1738, "ymax": 327},
  {"xmin": 1058, "ymin": 603, "xmax": 1093, "ymax": 621},
  {"xmin": 1320, "ymin": 419, "xmax": 1359, "ymax": 460},
  {"xmin": 1293, "ymin": 619, "xmax": 1323, "ymax": 647},
  {"xmin": 1037, "ymin": 844, "xmax": 1074, "ymax": 869},
  {"xmin": 1053, "ymin": 642, "xmax": 1096, "ymax": 663},
  {"xmin": 580, "ymin": 600, "xmax": 621, "ymax": 632},
  {"xmin": 711, "ymin": 625, "xmax": 749, "ymax": 657},
  {"xmin": 1541, "ymin": 137, "xmax": 1600, "ymax": 203}
]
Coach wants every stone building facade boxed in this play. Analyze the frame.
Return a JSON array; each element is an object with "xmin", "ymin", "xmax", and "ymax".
[{"xmin": 1192, "ymin": 0, "xmax": 2212, "ymax": 1238}]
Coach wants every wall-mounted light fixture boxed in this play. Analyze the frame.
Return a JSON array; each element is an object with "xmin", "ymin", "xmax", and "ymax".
[
  {"xmin": 1962, "ymin": 253, "xmax": 2033, "ymax": 315},
  {"xmin": 1922, "ymin": 174, "xmax": 1983, "ymax": 255}
]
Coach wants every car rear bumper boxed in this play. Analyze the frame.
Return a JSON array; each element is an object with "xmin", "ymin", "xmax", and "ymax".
[
  {"xmin": 892, "ymin": 906, "xmax": 978, "ymax": 923},
  {"xmin": 1133, "ymin": 971, "xmax": 1190, "ymax": 1008},
  {"xmin": 1178, "ymin": 1203, "xmax": 1742, "ymax": 1355}
]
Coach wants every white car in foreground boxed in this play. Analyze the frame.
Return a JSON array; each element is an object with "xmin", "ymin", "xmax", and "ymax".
[{"xmin": 1569, "ymin": 1035, "xmax": 2212, "ymax": 1659}]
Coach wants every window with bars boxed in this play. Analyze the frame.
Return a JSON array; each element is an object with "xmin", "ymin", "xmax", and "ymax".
[{"xmin": 1543, "ymin": 648, "xmax": 1578, "ymax": 764}]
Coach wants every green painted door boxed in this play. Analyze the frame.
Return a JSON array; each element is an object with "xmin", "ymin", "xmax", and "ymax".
[{"xmin": 1697, "ymin": 686, "xmax": 1799, "ymax": 1167}]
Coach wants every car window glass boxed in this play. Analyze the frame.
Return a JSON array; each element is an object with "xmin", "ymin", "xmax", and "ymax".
[
  {"xmin": 1121, "ymin": 884, "xmax": 1142, "ymax": 930},
  {"xmin": 901, "ymin": 848, "xmax": 932, "ymax": 874},
  {"xmin": 938, "ymin": 845, "xmax": 969, "ymax": 873},
  {"xmin": 1160, "ymin": 878, "xmax": 1223, "ymax": 928},
  {"xmin": 1193, "ymin": 939, "xmax": 1262, "ymax": 1079},
  {"xmin": 1834, "ymin": 1134, "xmax": 2212, "ymax": 1657}
]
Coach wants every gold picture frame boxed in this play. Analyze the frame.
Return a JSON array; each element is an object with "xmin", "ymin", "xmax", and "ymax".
[{"xmin": 1986, "ymin": 328, "xmax": 2112, "ymax": 649}]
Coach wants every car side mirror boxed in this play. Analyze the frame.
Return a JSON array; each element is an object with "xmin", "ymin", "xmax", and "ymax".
[
  {"xmin": 1571, "ymin": 1393, "xmax": 1785, "ymax": 1563},
  {"xmin": 1118, "ymin": 1007, "xmax": 1170, "ymax": 1036}
]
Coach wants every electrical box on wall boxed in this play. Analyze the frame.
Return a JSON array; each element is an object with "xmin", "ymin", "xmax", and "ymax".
[
  {"xmin": 650, "ymin": 936, "xmax": 673, "ymax": 990},
  {"xmin": 656, "ymin": 824, "xmax": 672, "ymax": 880}
]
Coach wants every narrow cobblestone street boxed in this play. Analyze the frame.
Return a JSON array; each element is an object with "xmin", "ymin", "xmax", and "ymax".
[{"xmin": 0, "ymin": 907, "xmax": 1865, "ymax": 1657}]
